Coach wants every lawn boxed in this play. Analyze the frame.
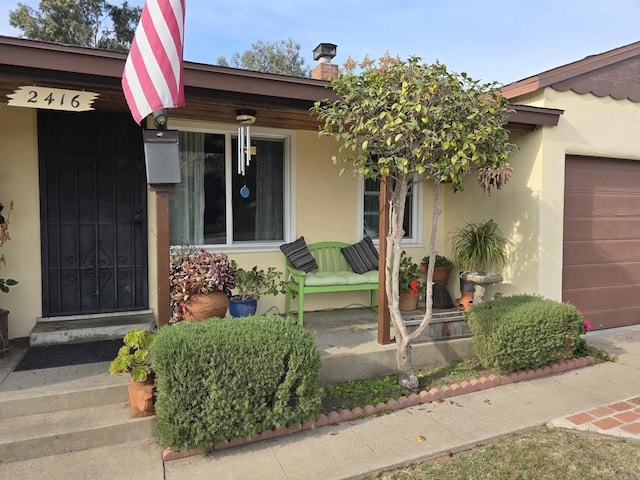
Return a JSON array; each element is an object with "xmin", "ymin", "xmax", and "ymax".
[
  {"xmin": 322, "ymin": 358, "xmax": 496, "ymax": 413},
  {"xmin": 322, "ymin": 348, "xmax": 612, "ymax": 413},
  {"xmin": 366, "ymin": 427, "xmax": 640, "ymax": 480}
]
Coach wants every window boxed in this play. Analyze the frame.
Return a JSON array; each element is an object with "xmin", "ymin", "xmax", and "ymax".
[
  {"xmin": 169, "ymin": 129, "xmax": 288, "ymax": 247},
  {"xmin": 359, "ymin": 177, "xmax": 421, "ymax": 243}
]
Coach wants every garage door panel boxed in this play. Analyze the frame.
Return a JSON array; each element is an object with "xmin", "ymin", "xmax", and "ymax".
[
  {"xmin": 564, "ymin": 217, "xmax": 640, "ymax": 241},
  {"xmin": 563, "ymin": 283, "xmax": 640, "ymax": 310},
  {"xmin": 563, "ymin": 263, "xmax": 640, "ymax": 288},
  {"xmin": 565, "ymin": 156, "xmax": 640, "ymax": 191},
  {"xmin": 565, "ymin": 193, "xmax": 640, "ymax": 216},
  {"xmin": 563, "ymin": 155, "xmax": 640, "ymax": 330},
  {"xmin": 563, "ymin": 240, "xmax": 640, "ymax": 264},
  {"xmin": 583, "ymin": 308, "xmax": 640, "ymax": 330}
]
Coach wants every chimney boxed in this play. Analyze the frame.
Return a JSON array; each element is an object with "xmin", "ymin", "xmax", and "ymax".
[{"xmin": 311, "ymin": 43, "xmax": 338, "ymax": 81}]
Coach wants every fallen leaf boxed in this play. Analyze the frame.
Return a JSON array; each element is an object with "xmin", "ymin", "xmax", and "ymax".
[
  {"xmin": 330, "ymin": 431, "xmax": 339, "ymax": 436},
  {"xmin": 416, "ymin": 435, "xmax": 426, "ymax": 443},
  {"xmin": 484, "ymin": 399, "xmax": 491, "ymax": 405}
]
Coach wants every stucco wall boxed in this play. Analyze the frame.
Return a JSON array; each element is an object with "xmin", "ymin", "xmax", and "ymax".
[
  {"xmin": 533, "ymin": 89, "xmax": 640, "ymax": 300},
  {"xmin": 0, "ymin": 105, "xmax": 42, "ymax": 339},
  {"xmin": 448, "ymin": 88, "xmax": 640, "ymax": 304},
  {"xmin": 441, "ymin": 126, "xmax": 544, "ymax": 300}
]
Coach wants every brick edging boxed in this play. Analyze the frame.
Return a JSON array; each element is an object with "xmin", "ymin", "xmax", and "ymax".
[{"xmin": 162, "ymin": 354, "xmax": 614, "ymax": 461}]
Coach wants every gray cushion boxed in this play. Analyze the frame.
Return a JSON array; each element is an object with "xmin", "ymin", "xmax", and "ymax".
[
  {"xmin": 280, "ymin": 236, "xmax": 318, "ymax": 273},
  {"xmin": 341, "ymin": 236, "xmax": 379, "ymax": 274}
]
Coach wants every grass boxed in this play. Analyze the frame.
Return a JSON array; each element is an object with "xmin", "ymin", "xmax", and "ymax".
[
  {"xmin": 322, "ymin": 357, "xmax": 494, "ymax": 412},
  {"xmin": 365, "ymin": 427, "xmax": 640, "ymax": 479},
  {"xmin": 321, "ymin": 346, "xmax": 612, "ymax": 413}
]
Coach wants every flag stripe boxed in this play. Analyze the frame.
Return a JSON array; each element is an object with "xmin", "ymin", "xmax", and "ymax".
[
  {"xmin": 122, "ymin": 0, "xmax": 185, "ymax": 124},
  {"xmin": 152, "ymin": 0, "xmax": 184, "ymax": 90},
  {"xmin": 144, "ymin": 3, "xmax": 180, "ymax": 102}
]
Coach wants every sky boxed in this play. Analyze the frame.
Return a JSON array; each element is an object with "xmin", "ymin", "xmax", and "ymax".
[{"xmin": 0, "ymin": 0, "xmax": 639, "ymax": 85}]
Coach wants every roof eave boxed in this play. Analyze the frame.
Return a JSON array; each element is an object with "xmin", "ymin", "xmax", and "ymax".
[
  {"xmin": 0, "ymin": 35, "xmax": 335, "ymax": 104},
  {"xmin": 501, "ymin": 40, "xmax": 640, "ymax": 99}
]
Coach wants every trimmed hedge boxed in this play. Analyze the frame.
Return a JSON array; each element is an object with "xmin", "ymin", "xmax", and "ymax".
[
  {"xmin": 466, "ymin": 295, "xmax": 584, "ymax": 372},
  {"xmin": 152, "ymin": 315, "xmax": 322, "ymax": 451}
]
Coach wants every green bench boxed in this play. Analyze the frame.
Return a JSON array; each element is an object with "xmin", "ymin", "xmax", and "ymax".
[{"xmin": 283, "ymin": 241, "xmax": 378, "ymax": 325}]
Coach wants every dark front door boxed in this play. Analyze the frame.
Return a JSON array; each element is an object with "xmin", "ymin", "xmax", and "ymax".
[{"xmin": 39, "ymin": 110, "xmax": 148, "ymax": 316}]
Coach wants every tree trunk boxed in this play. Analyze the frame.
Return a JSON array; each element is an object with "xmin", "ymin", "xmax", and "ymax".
[
  {"xmin": 409, "ymin": 179, "xmax": 442, "ymax": 340},
  {"xmin": 397, "ymin": 335, "xmax": 419, "ymax": 389},
  {"xmin": 385, "ymin": 176, "xmax": 419, "ymax": 387},
  {"xmin": 387, "ymin": 177, "xmax": 443, "ymax": 389}
]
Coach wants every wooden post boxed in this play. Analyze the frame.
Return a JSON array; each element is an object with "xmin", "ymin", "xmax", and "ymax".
[
  {"xmin": 377, "ymin": 179, "xmax": 391, "ymax": 344},
  {"xmin": 150, "ymin": 185, "xmax": 173, "ymax": 328}
]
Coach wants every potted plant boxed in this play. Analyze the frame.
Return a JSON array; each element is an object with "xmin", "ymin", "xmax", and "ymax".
[
  {"xmin": 169, "ymin": 249, "xmax": 236, "ymax": 322},
  {"xmin": 109, "ymin": 328, "xmax": 156, "ymax": 417},
  {"xmin": 229, "ymin": 263, "xmax": 287, "ymax": 317},
  {"xmin": 398, "ymin": 251, "xmax": 421, "ymax": 311},
  {"xmin": 449, "ymin": 219, "xmax": 512, "ymax": 310},
  {"xmin": 0, "ymin": 201, "xmax": 17, "ymax": 352},
  {"xmin": 421, "ymin": 254, "xmax": 453, "ymax": 286}
]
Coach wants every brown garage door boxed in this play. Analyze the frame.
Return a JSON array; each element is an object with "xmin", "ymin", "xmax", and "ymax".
[{"xmin": 563, "ymin": 155, "xmax": 640, "ymax": 329}]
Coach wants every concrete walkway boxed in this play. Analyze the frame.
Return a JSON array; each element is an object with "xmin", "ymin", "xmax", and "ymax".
[{"xmin": 0, "ymin": 325, "xmax": 638, "ymax": 480}]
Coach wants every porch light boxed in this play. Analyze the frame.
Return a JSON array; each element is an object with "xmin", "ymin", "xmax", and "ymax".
[
  {"xmin": 313, "ymin": 43, "xmax": 337, "ymax": 62},
  {"xmin": 236, "ymin": 109, "xmax": 256, "ymax": 177},
  {"xmin": 152, "ymin": 108, "xmax": 168, "ymax": 130}
]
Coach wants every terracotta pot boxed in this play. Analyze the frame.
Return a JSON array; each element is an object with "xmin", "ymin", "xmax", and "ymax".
[
  {"xmin": 432, "ymin": 267, "xmax": 451, "ymax": 286},
  {"xmin": 399, "ymin": 290, "xmax": 419, "ymax": 312},
  {"xmin": 128, "ymin": 375, "xmax": 155, "ymax": 418},
  {"xmin": 456, "ymin": 291, "xmax": 474, "ymax": 312},
  {"xmin": 183, "ymin": 291, "xmax": 229, "ymax": 321}
]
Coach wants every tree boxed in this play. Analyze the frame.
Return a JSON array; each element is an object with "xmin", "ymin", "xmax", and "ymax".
[
  {"xmin": 217, "ymin": 38, "xmax": 310, "ymax": 77},
  {"xmin": 312, "ymin": 55, "xmax": 515, "ymax": 389},
  {"xmin": 9, "ymin": 0, "xmax": 141, "ymax": 51}
]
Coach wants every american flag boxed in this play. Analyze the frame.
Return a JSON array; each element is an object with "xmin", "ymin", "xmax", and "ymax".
[{"xmin": 122, "ymin": 0, "xmax": 186, "ymax": 124}]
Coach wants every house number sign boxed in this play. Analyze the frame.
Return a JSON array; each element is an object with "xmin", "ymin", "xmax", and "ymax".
[{"xmin": 7, "ymin": 86, "xmax": 99, "ymax": 112}]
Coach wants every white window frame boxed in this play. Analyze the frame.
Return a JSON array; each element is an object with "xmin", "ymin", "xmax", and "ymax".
[
  {"xmin": 356, "ymin": 176, "xmax": 423, "ymax": 246},
  {"xmin": 169, "ymin": 119, "xmax": 296, "ymax": 253}
]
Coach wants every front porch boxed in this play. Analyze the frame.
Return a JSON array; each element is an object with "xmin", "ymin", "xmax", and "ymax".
[
  {"xmin": 304, "ymin": 307, "xmax": 472, "ymax": 383},
  {"xmin": 1, "ymin": 308, "xmax": 472, "ymax": 388},
  {"xmin": 0, "ymin": 308, "xmax": 472, "ymax": 463}
]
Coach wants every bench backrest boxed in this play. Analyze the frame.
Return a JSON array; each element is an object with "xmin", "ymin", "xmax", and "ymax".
[{"xmin": 306, "ymin": 241, "xmax": 353, "ymax": 273}]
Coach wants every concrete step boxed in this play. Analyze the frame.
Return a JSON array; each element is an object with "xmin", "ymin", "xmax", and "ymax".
[
  {"xmin": 0, "ymin": 369, "xmax": 156, "ymax": 464},
  {"xmin": 403, "ymin": 311, "xmax": 471, "ymax": 342},
  {"xmin": 0, "ymin": 402, "xmax": 156, "ymax": 463},
  {"xmin": 0, "ymin": 370, "xmax": 129, "ymax": 419},
  {"xmin": 30, "ymin": 311, "xmax": 156, "ymax": 346}
]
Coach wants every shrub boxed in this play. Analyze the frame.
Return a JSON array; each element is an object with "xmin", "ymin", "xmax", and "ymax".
[
  {"xmin": 466, "ymin": 295, "xmax": 584, "ymax": 372},
  {"xmin": 151, "ymin": 314, "xmax": 322, "ymax": 451}
]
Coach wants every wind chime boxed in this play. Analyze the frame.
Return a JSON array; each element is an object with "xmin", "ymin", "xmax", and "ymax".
[{"xmin": 236, "ymin": 109, "xmax": 256, "ymax": 199}]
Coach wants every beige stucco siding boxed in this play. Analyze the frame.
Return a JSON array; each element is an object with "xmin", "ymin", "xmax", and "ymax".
[
  {"xmin": 488, "ymin": 89, "xmax": 640, "ymax": 302},
  {"xmin": 294, "ymin": 130, "xmax": 357, "ymax": 243},
  {"xmin": 0, "ymin": 105, "xmax": 42, "ymax": 338},
  {"xmin": 441, "ymin": 126, "xmax": 544, "ymax": 300},
  {"xmin": 277, "ymin": 130, "xmax": 360, "ymax": 312},
  {"xmin": 536, "ymin": 90, "xmax": 640, "ymax": 301}
]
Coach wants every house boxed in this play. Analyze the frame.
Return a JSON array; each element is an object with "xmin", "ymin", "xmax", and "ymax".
[
  {"xmin": 495, "ymin": 40, "xmax": 640, "ymax": 330},
  {"xmin": 1, "ymin": 35, "xmax": 633, "ymax": 346}
]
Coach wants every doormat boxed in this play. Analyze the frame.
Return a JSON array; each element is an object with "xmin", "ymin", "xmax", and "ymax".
[{"xmin": 13, "ymin": 339, "xmax": 123, "ymax": 371}]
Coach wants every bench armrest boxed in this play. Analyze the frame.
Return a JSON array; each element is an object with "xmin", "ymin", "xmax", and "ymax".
[{"xmin": 285, "ymin": 263, "xmax": 307, "ymax": 280}]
